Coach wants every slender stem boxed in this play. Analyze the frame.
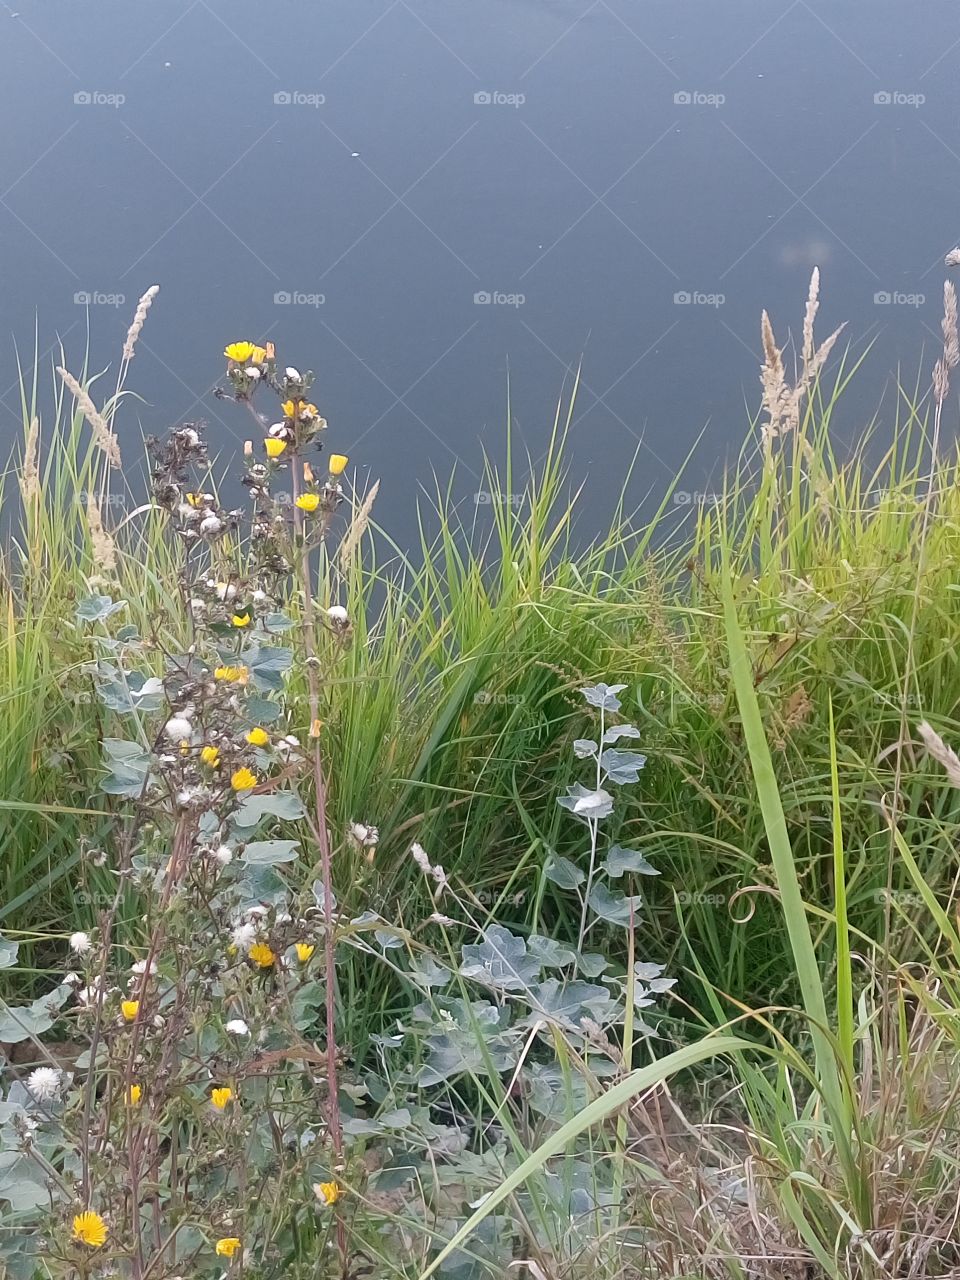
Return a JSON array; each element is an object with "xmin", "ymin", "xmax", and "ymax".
[{"xmin": 289, "ymin": 426, "xmax": 347, "ymax": 1271}]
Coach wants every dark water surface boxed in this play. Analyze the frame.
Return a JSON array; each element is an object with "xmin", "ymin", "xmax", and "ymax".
[{"xmin": 1, "ymin": 1, "xmax": 959, "ymax": 539}]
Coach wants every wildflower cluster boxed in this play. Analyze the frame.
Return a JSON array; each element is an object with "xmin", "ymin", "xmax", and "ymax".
[{"xmin": 0, "ymin": 343, "xmax": 362, "ymax": 1280}]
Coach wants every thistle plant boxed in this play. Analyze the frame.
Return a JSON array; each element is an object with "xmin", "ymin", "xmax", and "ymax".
[{"xmin": 0, "ymin": 336, "xmax": 363, "ymax": 1280}]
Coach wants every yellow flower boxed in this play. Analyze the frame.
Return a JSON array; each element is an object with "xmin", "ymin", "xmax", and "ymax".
[
  {"xmin": 248, "ymin": 941, "xmax": 275, "ymax": 968},
  {"xmin": 295, "ymin": 942, "xmax": 315, "ymax": 963},
  {"xmin": 232, "ymin": 612, "xmax": 251, "ymax": 628},
  {"xmin": 282, "ymin": 399, "xmax": 319, "ymax": 420},
  {"xmin": 246, "ymin": 727, "xmax": 270, "ymax": 747},
  {"xmin": 179, "ymin": 739, "xmax": 191, "ymax": 757},
  {"xmin": 314, "ymin": 1181, "xmax": 341, "ymax": 1206},
  {"xmin": 216, "ymin": 1238, "xmax": 242, "ymax": 1259},
  {"xmin": 230, "ymin": 767, "xmax": 257, "ymax": 792},
  {"xmin": 127, "ymin": 1084, "xmax": 142, "ymax": 1105},
  {"xmin": 264, "ymin": 437, "xmax": 287, "ymax": 458},
  {"xmin": 210, "ymin": 1086, "xmax": 233, "ymax": 1110},
  {"xmin": 185, "ymin": 492, "xmax": 203, "ymax": 507},
  {"xmin": 73, "ymin": 1210, "xmax": 108, "ymax": 1248},
  {"xmin": 224, "ymin": 341, "xmax": 265, "ymax": 364},
  {"xmin": 328, "ymin": 454, "xmax": 348, "ymax": 475},
  {"xmin": 215, "ymin": 665, "xmax": 249, "ymax": 685},
  {"xmin": 295, "ymin": 493, "xmax": 320, "ymax": 513},
  {"xmin": 121, "ymin": 1000, "xmax": 139, "ymax": 1022},
  {"xmin": 200, "ymin": 745, "xmax": 221, "ymax": 768}
]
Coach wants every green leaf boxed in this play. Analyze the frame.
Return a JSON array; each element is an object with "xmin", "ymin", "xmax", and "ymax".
[
  {"xmin": 240, "ymin": 840, "xmax": 300, "ymax": 865},
  {"xmin": 599, "ymin": 749, "xmax": 647, "ymax": 784},
  {"xmin": 76, "ymin": 594, "xmax": 126, "ymax": 623},
  {"xmin": 543, "ymin": 853, "xmax": 585, "ymax": 889},
  {"xmin": 460, "ymin": 925, "xmax": 541, "ymax": 992},
  {"xmin": 557, "ymin": 784, "xmax": 614, "ymax": 821},
  {"xmin": 526, "ymin": 934, "xmax": 577, "ymax": 967},
  {"xmin": 0, "ymin": 935, "xmax": 19, "ymax": 969},
  {"xmin": 0, "ymin": 984, "xmax": 71, "ymax": 1043},
  {"xmin": 580, "ymin": 683, "xmax": 626, "ymax": 712},
  {"xmin": 586, "ymin": 882, "xmax": 642, "ymax": 926},
  {"xmin": 232, "ymin": 791, "xmax": 306, "ymax": 827},
  {"xmin": 418, "ymin": 1035, "xmax": 752, "ymax": 1279},
  {"xmin": 603, "ymin": 845, "xmax": 659, "ymax": 877}
]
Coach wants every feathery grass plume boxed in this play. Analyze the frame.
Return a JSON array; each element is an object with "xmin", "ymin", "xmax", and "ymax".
[
  {"xmin": 56, "ymin": 367, "xmax": 121, "ymax": 468},
  {"xmin": 20, "ymin": 416, "xmax": 40, "ymax": 506},
  {"xmin": 338, "ymin": 478, "xmax": 379, "ymax": 571},
  {"xmin": 933, "ymin": 281, "xmax": 959, "ymax": 404},
  {"xmin": 122, "ymin": 284, "xmax": 160, "ymax": 361},
  {"xmin": 760, "ymin": 309, "xmax": 788, "ymax": 443},
  {"xmin": 945, "ymin": 247, "xmax": 960, "ymax": 267},
  {"xmin": 86, "ymin": 489, "xmax": 117, "ymax": 573},
  {"xmin": 801, "ymin": 265, "xmax": 820, "ymax": 372},
  {"xmin": 917, "ymin": 720, "xmax": 960, "ymax": 789},
  {"xmin": 760, "ymin": 271, "xmax": 844, "ymax": 445}
]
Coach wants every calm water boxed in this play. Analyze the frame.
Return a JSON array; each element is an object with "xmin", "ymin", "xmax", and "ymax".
[{"xmin": 1, "ymin": 1, "xmax": 958, "ymax": 539}]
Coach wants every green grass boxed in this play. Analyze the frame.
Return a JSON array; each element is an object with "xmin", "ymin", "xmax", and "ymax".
[{"xmin": 5, "ymin": 335, "xmax": 960, "ymax": 1027}]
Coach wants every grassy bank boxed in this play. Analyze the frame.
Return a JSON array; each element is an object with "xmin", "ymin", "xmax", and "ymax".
[
  {"xmin": 5, "ymin": 317, "xmax": 960, "ymax": 1022},
  {"xmin": 3, "ymin": 280, "xmax": 960, "ymax": 1277}
]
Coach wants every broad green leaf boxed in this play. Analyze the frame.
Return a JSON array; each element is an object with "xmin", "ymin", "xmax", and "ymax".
[{"xmin": 240, "ymin": 839, "xmax": 300, "ymax": 865}]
